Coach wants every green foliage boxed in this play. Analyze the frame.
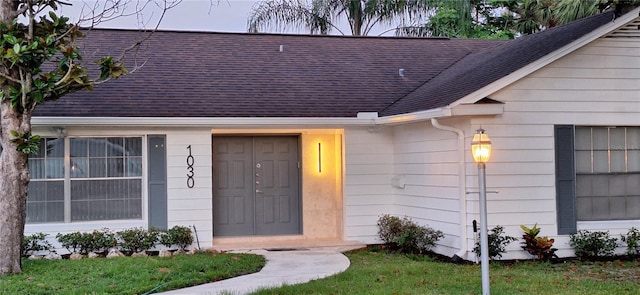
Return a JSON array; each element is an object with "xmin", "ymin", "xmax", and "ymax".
[
  {"xmin": 117, "ymin": 227, "xmax": 160, "ymax": 253},
  {"xmin": 620, "ymin": 227, "xmax": 640, "ymax": 256},
  {"xmin": 3, "ymin": 253, "xmax": 265, "ymax": 294},
  {"xmin": 473, "ymin": 225, "xmax": 517, "ymax": 260},
  {"xmin": 159, "ymin": 226, "xmax": 194, "ymax": 251},
  {"xmin": 56, "ymin": 229, "xmax": 116, "ymax": 254},
  {"xmin": 22, "ymin": 232, "xmax": 54, "ymax": 257},
  {"xmin": 55, "ymin": 232, "xmax": 82, "ymax": 253},
  {"xmin": 0, "ymin": 8, "xmax": 127, "ymax": 114},
  {"xmin": 9, "ymin": 130, "xmax": 41, "ymax": 154},
  {"xmin": 377, "ymin": 214, "xmax": 444, "ymax": 254},
  {"xmin": 520, "ymin": 224, "xmax": 558, "ymax": 260},
  {"xmin": 248, "ymin": 0, "xmax": 437, "ymax": 36},
  {"xmin": 569, "ymin": 230, "xmax": 618, "ymax": 259}
]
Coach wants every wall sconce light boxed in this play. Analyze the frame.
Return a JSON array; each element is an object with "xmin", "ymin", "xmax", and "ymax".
[{"xmin": 318, "ymin": 142, "xmax": 322, "ymax": 173}]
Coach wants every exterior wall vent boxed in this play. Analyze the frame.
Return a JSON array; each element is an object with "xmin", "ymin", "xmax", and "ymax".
[{"xmin": 605, "ymin": 17, "xmax": 640, "ymax": 38}]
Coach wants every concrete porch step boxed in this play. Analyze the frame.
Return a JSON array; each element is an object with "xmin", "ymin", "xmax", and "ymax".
[{"xmin": 211, "ymin": 237, "xmax": 366, "ymax": 253}]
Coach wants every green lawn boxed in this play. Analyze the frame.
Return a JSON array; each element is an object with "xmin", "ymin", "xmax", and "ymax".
[
  {"xmin": 0, "ymin": 253, "xmax": 265, "ymax": 295},
  {"xmin": 252, "ymin": 248, "xmax": 640, "ymax": 295}
]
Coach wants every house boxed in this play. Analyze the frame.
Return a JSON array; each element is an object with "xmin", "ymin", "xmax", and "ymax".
[{"xmin": 27, "ymin": 6, "xmax": 640, "ymax": 260}]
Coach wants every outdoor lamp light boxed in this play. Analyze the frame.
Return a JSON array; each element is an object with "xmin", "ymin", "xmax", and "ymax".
[
  {"xmin": 472, "ymin": 128, "xmax": 491, "ymax": 295},
  {"xmin": 471, "ymin": 129, "xmax": 491, "ymax": 163}
]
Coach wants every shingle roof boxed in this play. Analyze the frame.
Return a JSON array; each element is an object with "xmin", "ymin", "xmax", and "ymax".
[
  {"xmin": 34, "ymin": 31, "xmax": 501, "ymax": 117},
  {"xmin": 380, "ymin": 10, "xmax": 616, "ymax": 116},
  {"xmin": 34, "ymin": 9, "xmax": 617, "ymax": 119}
]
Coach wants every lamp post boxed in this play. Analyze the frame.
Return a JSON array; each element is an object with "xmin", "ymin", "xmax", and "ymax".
[{"xmin": 471, "ymin": 128, "xmax": 492, "ymax": 295}]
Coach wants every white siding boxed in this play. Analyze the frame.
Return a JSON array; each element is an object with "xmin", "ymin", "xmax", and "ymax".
[
  {"xmin": 482, "ymin": 37, "xmax": 640, "ymax": 259},
  {"xmin": 166, "ymin": 129, "xmax": 213, "ymax": 246},
  {"xmin": 392, "ymin": 122, "xmax": 463, "ymax": 256},
  {"xmin": 343, "ymin": 127, "xmax": 395, "ymax": 243}
]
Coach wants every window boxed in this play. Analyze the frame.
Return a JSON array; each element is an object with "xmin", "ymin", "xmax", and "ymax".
[
  {"xmin": 555, "ymin": 126, "xmax": 640, "ymax": 234},
  {"xmin": 575, "ymin": 127, "xmax": 640, "ymax": 221},
  {"xmin": 27, "ymin": 137, "xmax": 143, "ymax": 223},
  {"xmin": 27, "ymin": 138, "xmax": 65, "ymax": 223}
]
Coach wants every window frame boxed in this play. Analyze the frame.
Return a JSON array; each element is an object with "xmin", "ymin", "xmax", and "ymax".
[{"xmin": 27, "ymin": 135, "xmax": 147, "ymax": 224}]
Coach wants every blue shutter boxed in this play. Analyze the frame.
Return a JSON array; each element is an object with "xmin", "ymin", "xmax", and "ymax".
[
  {"xmin": 148, "ymin": 135, "xmax": 167, "ymax": 230},
  {"xmin": 555, "ymin": 125, "xmax": 577, "ymax": 235}
]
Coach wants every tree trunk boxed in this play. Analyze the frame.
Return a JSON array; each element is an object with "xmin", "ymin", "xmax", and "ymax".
[
  {"xmin": 0, "ymin": 0, "xmax": 28, "ymax": 275},
  {"xmin": 0, "ymin": 100, "xmax": 31, "ymax": 275}
]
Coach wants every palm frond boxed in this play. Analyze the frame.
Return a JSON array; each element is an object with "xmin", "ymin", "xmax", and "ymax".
[
  {"xmin": 553, "ymin": 0, "xmax": 600, "ymax": 27},
  {"xmin": 247, "ymin": 0, "xmax": 334, "ymax": 34}
]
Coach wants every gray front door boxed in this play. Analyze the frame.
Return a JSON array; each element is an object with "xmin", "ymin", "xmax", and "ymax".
[{"xmin": 212, "ymin": 136, "xmax": 301, "ymax": 236}]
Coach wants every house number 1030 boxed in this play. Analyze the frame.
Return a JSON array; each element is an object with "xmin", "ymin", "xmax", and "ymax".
[{"xmin": 186, "ymin": 145, "xmax": 195, "ymax": 188}]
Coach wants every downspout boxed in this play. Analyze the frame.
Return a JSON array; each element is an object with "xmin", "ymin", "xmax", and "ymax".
[{"xmin": 430, "ymin": 118, "xmax": 468, "ymax": 261}]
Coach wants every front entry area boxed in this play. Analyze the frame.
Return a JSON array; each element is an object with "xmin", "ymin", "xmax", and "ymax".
[{"xmin": 212, "ymin": 136, "xmax": 301, "ymax": 236}]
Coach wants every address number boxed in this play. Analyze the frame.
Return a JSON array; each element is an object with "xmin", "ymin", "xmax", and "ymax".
[{"xmin": 186, "ymin": 145, "xmax": 195, "ymax": 188}]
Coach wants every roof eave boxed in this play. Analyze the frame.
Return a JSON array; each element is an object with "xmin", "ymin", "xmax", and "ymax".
[
  {"xmin": 33, "ymin": 104, "xmax": 504, "ymax": 128},
  {"xmin": 31, "ymin": 116, "xmax": 380, "ymax": 128}
]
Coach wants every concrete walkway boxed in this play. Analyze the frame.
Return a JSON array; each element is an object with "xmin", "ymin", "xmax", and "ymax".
[{"xmin": 156, "ymin": 248, "xmax": 352, "ymax": 295}]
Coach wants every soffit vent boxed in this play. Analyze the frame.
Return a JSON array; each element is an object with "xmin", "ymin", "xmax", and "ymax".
[{"xmin": 605, "ymin": 17, "xmax": 640, "ymax": 38}]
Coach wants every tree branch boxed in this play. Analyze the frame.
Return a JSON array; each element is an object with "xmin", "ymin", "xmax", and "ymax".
[{"xmin": 0, "ymin": 71, "xmax": 22, "ymax": 84}]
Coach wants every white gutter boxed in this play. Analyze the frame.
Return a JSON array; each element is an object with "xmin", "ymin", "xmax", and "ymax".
[
  {"xmin": 32, "ymin": 108, "xmax": 453, "ymax": 127},
  {"xmin": 430, "ymin": 118, "xmax": 468, "ymax": 260},
  {"xmin": 31, "ymin": 116, "xmax": 378, "ymax": 127},
  {"xmin": 374, "ymin": 108, "xmax": 451, "ymax": 125}
]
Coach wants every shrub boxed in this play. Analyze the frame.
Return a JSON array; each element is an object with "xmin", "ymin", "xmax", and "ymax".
[
  {"xmin": 569, "ymin": 230, "xmax": 618, "ymax": 259},
  {"xmin": 473, "ymin": 225, "xmax": 517, "ymax": 260},
  {"xmin": 117, "ymin": 227, "xmax": 160, "ymax": 253},
  {"xmin": 56, "ymin": 229, "xmax": 116, "ymax": 254},
  {"xmin": 87, "ymin": 229, "xmax": 117, "ymax": 253},
  {"xmin": 56, "ymin": 232, "xmax": 83, "ymax": 254},
  {"xmin": 520, "ymin": 224, "xmax": 558, "ymax": 260},
  {"xmin": 22, "ymin": 233, "xmax": 55, "ymax": 257},
  {"xmin": 621, "ymin": 227, "xmax": 640, "ymax": 256},
  {"xmin": 377, "ymin": 214, "xmax": 444, "ymax": 254},
  {"xmin": 159, "ymin": 226, "xmax": 194, "ymax": 251}
]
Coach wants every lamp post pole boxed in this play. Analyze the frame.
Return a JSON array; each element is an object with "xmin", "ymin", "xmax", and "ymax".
[{"xmin": 478, "ymin": 161, "xmax": 490, "ymax": 295}]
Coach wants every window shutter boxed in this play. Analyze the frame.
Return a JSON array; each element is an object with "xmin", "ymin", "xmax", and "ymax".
[
  {"xmin": 555, "ymin": 125, "xmax": 577, "ymax": 234},
  {"xmin": 148, "ymin": 135, "xmax": 167, "ymax": 230}
]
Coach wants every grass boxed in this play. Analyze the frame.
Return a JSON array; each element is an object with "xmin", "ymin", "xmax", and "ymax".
[
  {"xmin": 0, "ymin": 252, "xmax": 265, "ymax": 295},
  {"xmin": 252, "ymin": 247, "xmax": 640, "ymax": 295}
]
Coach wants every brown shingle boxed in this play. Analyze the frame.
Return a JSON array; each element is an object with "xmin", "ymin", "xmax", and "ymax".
[{"xmin": 34, "ymin": 31, "xmax": 500, "ymax": 118}]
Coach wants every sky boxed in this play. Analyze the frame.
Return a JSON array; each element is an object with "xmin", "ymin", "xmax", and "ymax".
[
  {"xmin": 57, "ymin": 0, "xmax": 327, "ymax": 33},
  {"xmin": 57, "ymin": 0, "xmax": 390, "ymax": 35}
]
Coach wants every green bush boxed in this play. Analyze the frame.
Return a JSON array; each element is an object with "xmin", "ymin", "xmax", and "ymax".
[
  {"xmin": 56, "ymin": 232, "xmax": 83, "ymax": 254},
  {"xmin": 520, "ymin": 224, "xmax": 558, "ymax": 261},
  {"xmin": 377, "ymin": 214, "xmax": 444, "ymax": 254},
  {"xmin": 620, "ymin": 227, "xmax": 640, "ymax": 256},
  {"xmin": 56, "ymin": 229, "xmax": 115, "ymax": 254},
  {"xmin": 473, "ymin": 225, "xmax": 517, "ymax": 260},
  {"xmin": 87, "ymin": 229, "xmax": 117, "ymax": 253},
  {"xmin": 117, "ymin": 227, "xmax": 160, "ymax": 253},
  {"xmin": 22, "ymin": 233, "xmax": 55, "ymax": 256},
  {"xmin": 569, "ymin": 230, "xmax": 618, "ymax": 259},
  {"xmin": 159, "ymin": 226, "xmax": 194, "ymax": 251}
]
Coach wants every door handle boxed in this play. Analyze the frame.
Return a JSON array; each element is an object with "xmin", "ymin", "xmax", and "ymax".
[{"xmin": 256, "ymin": 189, "xmax": 264, "ymax": 194}]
